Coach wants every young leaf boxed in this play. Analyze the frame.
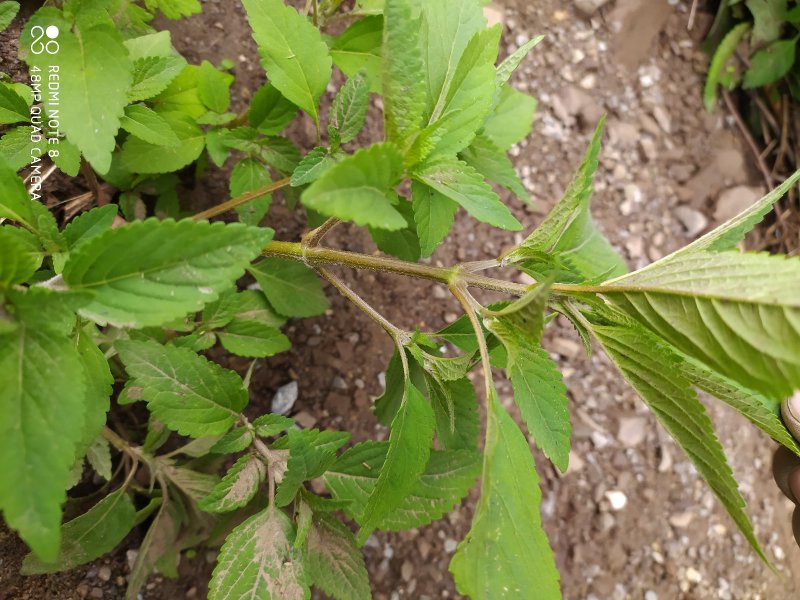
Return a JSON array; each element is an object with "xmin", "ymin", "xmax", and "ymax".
[
  {"xmin": 411, "ymin": 180, "xmax": 459, "ymax": 257},
  {"xmin": 504, "ymin": 118, "xmax": 627, "ymax": 281},
  {"xmin": 63, "ymin": 205, "xmax": 119, "ymax": 250},
  {"xmin": 305, "ymin": 513, "xmax": 371, "ymax": 600},
  {"xmin": 704, "ymin": 23, "xmax": 750, "ymax": 112},
  {"xmin": 325, "ymin": 443, "xmax": 480, "ymax": 531},
  {"xmin": 743, "ymin": 38, "xmax": 797, "ymax": 89},
  {"xmin": 218, "ymin": 319, "xmax": 291, "ymax": 358},
  {"xmin": 496, "ymin": 35, "xmax": 545, "ymax": 85},
  {"xmin": 198, "ymin": 60, "xmax": 233, "ymax": 113},
  {"xmin": 63, "ymin": 219, "xmax": 272, "ymax": 328},
  {"xmin": 357, "ymin": 381, "xmax": 435, "ymax": 543},
  {"xmin": 330, "ymin": 16, "xmax": 383, "ymax": 93},
  {"xmin": 128, "ymin": 55, "xmax": 187, "ymax": 102},
  {"xmin": 230, "ymin": 158, "xmax": 273, "ymax": 226},
  {"xmin": 275, "ymin": 428, "xmax": 343, "ymax": 507},
  {"xmin": 249, "ymin": 257, "xmax": 329, "ymax": 318},
  {"xmin": 0, "ymin": 325, "xmax": 86, "ymax": 561},
  {"xmin": 242, "ymin": 0, "xmax": 332, "ymax": 124},
  {"xmin": 209, "ymin": 427, "xmax": 254, "ymax": 454},
  {"xmin": 290, "ymin": 147, "xmax": 335, "ymax": 187},
  {"xmin": 0, "ymin": 83, "xmax": 29, "ymax": 125},
  {"xmin": 426, "ymin": 376, "xmax": 479, "ymax": 452},
  {"xmin": 120, "ymin": 104, "xmax": 181, "ymax": 147},
  {"xmin": 450, "ymin": 391, "xmax": 561, "ymax": 600},
  {"xmin": 209, "ymin": 507, "xmax": 309, "ymax": 600},
  {"xmin": 21, "ymin": 490, "xmax": 136, "ymax": 574},
  {"xmin": 0, "ymin": 162, "xmax": 36, "ymax": 228},
  {"xmin": 482, "ymin": 85, "xmax": 537, "ymax": 151},
  {"xmin": 116, "ymin": 339, "xmax": 248, "ymax": 438},
  {"xmin": 120, "ymin": 112, "xmax": 205, "ymax": 174},
  {"xmin": 249, "ymin": 83, "xmax": 298, "ymax": 135},
  {"xmin": 412, "ymin": 157, "xmax": 522, "ymax": 231},
  {"xmin": 253, "ymin": 413, "xmax": 295, "ymax": 438},
  {"xmin": 86, "ymin": 436, "xmax": 112, "ymax": 480},
  {"xmin": 329, "ymin": 71, "xmax": 369, "ymax": 146},
  {"xmin": 199, "ymin": 454, "xmax": 266, "ymax": 513},
  {"xmin": 382, "ymin": 0, "xmax": 426, "ymax": 151},
  {"xmin": 588, "ymin": 314, "xmax": 769, "ymax": 563},
  {"xmin": 0, "ymin": 229, "xmax": 39, "ymax": 286},
  {"xmin": 302, "ymin": 142, "xmax": 407, "ymax": 230},
  {"xmin": 460, "ymin": 134, "xmax": 529, "ymax": 202}
]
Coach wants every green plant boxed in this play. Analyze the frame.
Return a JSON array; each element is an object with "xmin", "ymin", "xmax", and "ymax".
[
  {"xmin": 1, "ymin": 0, "xmax": 800, "ymax": 598},
  {"xmin": 704, "ymin": 0, "xmax": 800, "ymax": 109}
]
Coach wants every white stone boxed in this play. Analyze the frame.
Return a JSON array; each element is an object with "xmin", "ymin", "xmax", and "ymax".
[
  {"xmin": 271, "ymin": 381, "xmax": 298, "ymax": 415},
  {"xmin": 605, "ymin": 490, "xmax": 628, "ymax": 511},
  {"xmin": 674, "ymin": 205, "xmax": 708, "ymax": 237},
  {"xmin": 714, "ymin": 186, "xmax": 763, "ymax": 223},
  {"xmin": 617, "ymin": 417, "xmax": 647, "ymax": 447},
  {"xmin": 685, "ymin": 567, "xmax": 703, "ymax": 584}
]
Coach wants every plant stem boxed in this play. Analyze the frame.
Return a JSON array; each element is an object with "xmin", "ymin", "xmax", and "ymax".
[
  {"xmin": 450, "ymin": 283, "xmax": 493, "ymax": 398},
  {"xmin": 193, "ymin": 177, "xmax": 291, "ymax": 221},
  {"xmin": 302, "ymin": 217, "xmax": 341, "ymax": 247}
]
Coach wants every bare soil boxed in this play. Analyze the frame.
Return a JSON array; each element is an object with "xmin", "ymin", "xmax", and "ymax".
[{"xmin": 2, "ymin": 1, "xmax": 799, "ymax": 599}]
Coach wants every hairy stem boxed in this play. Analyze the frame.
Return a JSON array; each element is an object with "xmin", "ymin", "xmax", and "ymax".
[
  {"xmin": 193, "ymin": 177, "xmax": 291, "ymax": 221},
  {"xmin": 302, "ymin": 217, "xmax": 341, "ymax": 248},
  {"xmin": 450, "ymin": 283, "xmax": 493, "ymax": 399}
]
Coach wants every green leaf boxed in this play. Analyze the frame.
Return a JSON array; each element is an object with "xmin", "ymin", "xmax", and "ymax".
[
  {"xmin": 73, "ymin": 332, "xmax": 113, "ymax": 460},
  {"xmin": 302, "ymin": 142, "xmax": 406, "ymax": 230},
  {"xmin": 325, "ymin": 443, "xmax": 480, "ymax": 531},
  {"xmin": 369, "ymin": 197, "xmax": 421, "ymax": 261},
  {"xmin": 128, "ymin": 55, "xmax": 187, "ymax": 102},
  {"xmin": 249, "ymin": 83, "xmax": 298, "ymax": 135},
  {"xmin": 675, "ymin": 169, "xmax": 800, "ymax": 253},
  {"xmin": 259, "ymin": 136, "xmax": 302, "ymax": 174},
  {"xmin": 63, "ymin": 205, "xmax": 118, "ymax": 250},
  {"xmin": 357, "ymin": 381, "xmax": 435, "ymax": 543},
  {"xmin": 52, "ymin": 138, "xmax": 81, "ymax": 177},
  {"xmin": 116, "ymin": 339, "xmax": 248, "ymax": 437},
  {"xmin": 21, "ymin": 490, "xmax": 136, "ymax": 574},
  {"xmin": 329, "ymin": 71, "xmax": 369, "ymax": 145},
  {"xmin": 587, "ymin": 313, "xmax": 768, "ymax": 564},
  {"xmin": 275, "ymin": 428, "xmax": 344, "ymax": 507},
  {"xmin": 198, "ymin": 60, "xmax": 233, "ymax": 113},
  {"xmin": 460, "ymin": 134, "xmax": 528, "ymax": 202},
  {"xmin": 27, "ymin": 23, "xmax": 132, "ymax": 174},
  {"xmin": 496, "ymin": 35, "xmax": 544, "ymax": 85},
  {"xmin": 230, "ymin": 158, "xmax": 273, "ymax": 226},
  {"xmin": 147, "ymin": 0, "xmax": 201, "ymax": 19},
  {"xmin": 86, "ymin": 436, "xmax": 112, "ymax": 480},
  {"xmin": 0, "ymin": 1, "xmax": 20, "ymax": 32},
  {"xmin": 63, "ymin": 219, "xmax": 272, "ymax": 328},
  {"xmin": 0, "ymin": 83, "xmax": 29, "ymax": 125},
  {"xmin": 746, "ymin": 0, "xmax": 787, "ymax": 43},
  {"xmin": 120, "ymin": 104, "xmax": 181, "ymax": 147},
  {"xmin": 291, "ymin": 147, "xmax": 335, "ymax": 187},
  {"xmin": 124, "ymin": 30, "xmax": 174, "ymax": 60},
  {"xmin": 450, "ymin": 391, "xmax": 561, "ymax": 599},
  {"xmin": 330, "ymin": 16, "xmax": 383, "ymax": 93},
  {"xmin": 209, "ymin": 507, "xmax": 308, "ymax": 600},
  {"xmin": 410, "ymin": 180, "xmax": 458, "ymax": 257},
  {"xmin": 126, "ymin": 501, "xmax": 184, "ymax": 600},
  {"xmin": 596, "ymin": 250, "xmax": 800, "ymax": 400},
  {"xmin": 0, "ymin": 324, "xmax": 86, "ymax": 561},
  {"xmin": 0, "ymin": 156, "xmax": 36, "ymax": 227},
  {"xmin": 209, "ymin": 427, "xmax": 254, "ymax": 454},
  {"xmin": 0, "ymin": 228, "xmax": 39, "ymax": 285},
  {"xmin": 249, "ymin": 257, "xmax": 329, "ymax": 318},
  {"xmin": 704, "ymin": 23, "xmax": 750, "ymax": 112},
  {"xmin": 218, "ymin": 319, "xmax": 291, "ymax": 358},
  {"xmin": 120, "ymin": 112, "xmax": 205, "ymax": 174},
  {"xmin": 152, "ymin": 64, "xmax": 206, "ymax": 119},
  {"xmin": 482, "ymin": 85, "xmax": 537, "ymax": 151},
  {"xmin": 382, "ymin": 0, "xmax": 426, "ymax": 150},
  {"xmin": 305, "ymin": 513, "xmax": 371, "ymax": 600},
  {"xmin": 743, "ymin": 38, "xmax": 797, "ymax": 88},
  {"xmin": 253, "ymin": 413, "xmax": 294, "ymax": 438},
  {"xmin": 427, "ymin": 376, "xmax": 479, "ymax": 452},
  {"xmin": 504, "ymin": 118, "xmax": 627, "ymax": 282},
  {"xmin": 412, "ymin": 157, "xmax": 522, "ymax": 231},
  {"xmin": 199, "ymin": 455, "xmax": 266, "ymax": 513},
  {"xmin": 243, "ymin": 0, "xmax": 332, "ymax": 124}
]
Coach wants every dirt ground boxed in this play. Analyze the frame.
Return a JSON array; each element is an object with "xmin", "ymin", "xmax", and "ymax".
[{"xmin": 2, "ymin": 1, "xmax": 799, "ymax": 599}]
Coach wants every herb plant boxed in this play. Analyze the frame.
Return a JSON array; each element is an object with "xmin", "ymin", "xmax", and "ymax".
[{"xmin": 1, "ymin": 0, "xmax": 800, "ymax": 598}]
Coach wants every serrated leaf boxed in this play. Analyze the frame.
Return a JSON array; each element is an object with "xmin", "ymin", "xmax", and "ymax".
[
  {"xmin": 413, "ymin": 157, "xmax": 522, "ymax": 231},
  {"xmin": 305, "ymin": 513, "xmax": 371, "ymax": 600},
  {"xmin": 86, "ymin": 437, "xmax": 112, "ymax": 480},
  {"xmin": 496, "ymin": 35, "xmax": 544, "ymax": 85},
  {"xmin": 329, "ymin": 71, "xmax": 369, "ymax": 145},
  {"xmin": 275, "ymin": 428, "xmax": 343, "ymax": 507},
  {"xmin": 73, "ymin": 332, "xmax": 113, "ymax": 460},
  {"xmin": 461, "ymin": 134, "xmax": 528, "ymax": 202},
  {"xmin": 25, "ymin": 23, "xmax": 131, "ymax": 174},
  {"xmin": 450, "ymin": 391, "xmax": 561, "ymax": 600},
  {"xmin": 302, "ymin": 143, "xmax": 406, "ymax": 230},
  {"xmin": 259, "ymin": 136, "xmax": 302, "ymax": 174},
  {"xmin": 120, "ymin": 104, "xmax": 181, "ymax": 147},
  {"xmin": 249, "ymin": 257, "xmax": 329, "ymax": 318},
  {"xmin": 152, "ymin": 64, "xmax": 206, "ymax": 118},
  {"xmin": 0, "ymin": 324, "xmax": 86, "ymax": 560},
  {"xmin": 243, "ymin": 0, "xmax": 332, "ymax": 125},
  {"xmin": 482, "ymin": 85, "xmax": 537, "ymax": 151},
  {"xmin": 410, "ymin": 180, "xmax": 458, "ymax": 257},
  {"xmin": 0, "ymin": 1, "xmax": 20, "ymax": 32},
  {"xmin": 382, "ymin": 0, "xmax": 426, "ymax": 150},
  {"xmin": 20, "ymin": 489, "xmax": 136, "ymax": 574},
  {"xmin": 325, "ymin": 443, "xmax": 480, "ymax": 531},
  {"xmin": 230, "ymin": 158, "xmax": 273, "ymax": 226},
  {"xmin": 253, "ymin": 413, "xmax": 295, "ymax": 438},
  {"xmin": 116, "ymin": 339, "xmax": 248, "ymax": 437},
  {"xmin": 0, "ymin": 83, "xmax": 29, "ymax": 125},
  {"xmin": 330, "ymin": 16, "xmax": 383, "ymax": 93},
  {"xmin": 427, "ymin": 376, "xmax": 479, "ymax": 452},
  {"xmin": 63, "ymin": 219, "xmax": 272, "ymax": 328},
  {"xmin": 148, "ymin": 0, "xmax": 201, "ymax": 19},
  {"xmin": 128, "ymin": 55, "xmax": 187, "ymax": 102},
  {"xmin": 51, "ymin": 138, "xmax": 81, "ymax": 177},
  {"xmin": 209, "ymin": 507, "xmax": 308, "ymax": 600},
  {"xmin": 597, "ymin": 250, "xmax": 800, "ymax": 400},
  {"xmin": 504, "ymin": 118, "xmax": 627, "ymax": 281},
  {"xmin": 209, "ymin": 427, "xmax": 254, "ymax": 454},
  {"xmin": 587, "ymin": 313, "xmax": 768, "ymax": 564},
  {"xmin": 0, "ymin": 228, "xmax": 38, "ymax": 285},
  {"xmin": 291, "ymin": 147, "xmax": 334, "ymax": 187},
  {"xmin": 0, "ymin": 161, "xmax": 35, "ymax": 227},
  {"xmin": 200, "ymin": 455, "xmax": 266, "ymax": 513},
  {"xmin": 120, "ymin": 112, "xmax": 205, "ymax": 174},
  {"xmin": 746, "ymin": 0, "xmax": 786, "ymax": 43},
  {"xmin": 198, "ymin": 60, "xmax": 233, "ymax": 113},
  {"xmin": 63, "ymin": 205, "xmax": 118, "ymax": 250},
  {"xmin": 124, "ymin": 30, "xmax": 174, "ymax": 60},
  {"xmin": 357, "ymin": 381, "xmax": 435, "ymax": 543},
  {"xmin": 369, "ymin": 197, "xmax": 421, "ymax": 261},
  {"xmin": 744, "ymin": 38, "xmax": 797, "ymax": 88},
  {"xmin": 218, "ymin": 319, "xmax": 290, "ymax": 358},
  {"xmin": 250, "ymin": 83, "xmax": 298, "ymax": 135}
]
